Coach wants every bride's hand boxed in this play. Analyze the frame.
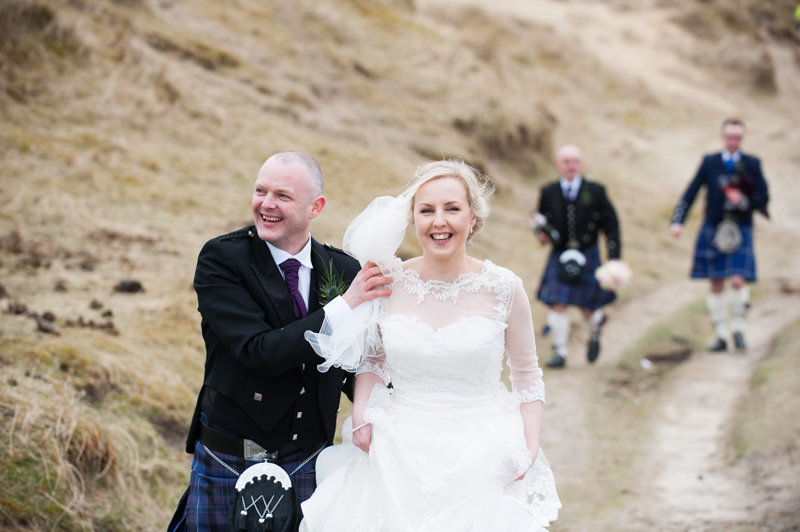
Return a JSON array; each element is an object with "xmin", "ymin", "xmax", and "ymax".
[
  {"xmin": 515, "ymin": 446, "xmax": 540, "ymax": 481},
  {"xmin": 343, "ymin": 261, "xmax": 393, "ymax": 309},
  {"xmin": 352, "ymin": 424, "xmax": 372, "ymax": 453}
]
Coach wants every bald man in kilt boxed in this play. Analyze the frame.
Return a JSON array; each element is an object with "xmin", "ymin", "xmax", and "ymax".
[
  {"xmin": 671, "ymin": 119, "xmax": 769, "ymax": 351},
  {"xmin": 533, "ymin": 145, "xmax": 621, "ymax": 368},
  {"xmin": 168, "ymin": 152, "xmax": 390, "ymax": 532}
]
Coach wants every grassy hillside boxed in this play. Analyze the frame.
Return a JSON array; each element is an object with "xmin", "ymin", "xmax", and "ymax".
[{"xmin": 1, "ymin": 0, "xmax": 798, "ymax": 529}]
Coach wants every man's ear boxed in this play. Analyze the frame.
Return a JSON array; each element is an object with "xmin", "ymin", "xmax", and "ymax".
[{"xmin": 309, "ymin": 195, "xmax": 326, "ymax": 219}]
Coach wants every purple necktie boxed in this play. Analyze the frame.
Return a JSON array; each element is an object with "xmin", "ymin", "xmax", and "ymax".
[{"xmin": 280, "ymin": 258, "xmax": 307, "ymax": 319}]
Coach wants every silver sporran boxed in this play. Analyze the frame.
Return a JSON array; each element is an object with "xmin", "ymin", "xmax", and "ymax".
[{"xmin": 712, "ymin": 219, "xmax": 742, "ymax": 254}]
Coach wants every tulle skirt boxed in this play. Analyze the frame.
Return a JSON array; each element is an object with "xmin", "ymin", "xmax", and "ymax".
[{"xmin": 300, "ymin": 384, "xmax": 560, "ymax": 532}]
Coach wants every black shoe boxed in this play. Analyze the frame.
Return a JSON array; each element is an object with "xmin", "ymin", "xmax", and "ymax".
[
  {"xmin": 733, "ymin": 332, "xmax": 746, "ymax": 350},
  {"xmin": 587, "ymin": 336, "xmax": 600, "ymax": 363},
  {"xmin": 708, "ymin": 337, "xmax": 727, "ymax": 352},
  {"xmin": 546, "ymin": 354, "xmax": 566, "ymax": 368},
  {"xmin": 587, "ymin": 314, "xmax": 606, "ymax": 364}
]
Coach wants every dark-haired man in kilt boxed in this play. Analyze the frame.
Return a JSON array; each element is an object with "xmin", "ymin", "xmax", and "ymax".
[
  {"xmin": 671, "ymin": 119, "xmax": 769, "ymax": 352},
  {"xmin": 533, "ymin": 145, "xmax": 621, "ymax": 368}
]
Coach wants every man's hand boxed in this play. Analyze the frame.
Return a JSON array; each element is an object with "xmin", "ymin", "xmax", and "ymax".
[
  {"xmin": 535, "ymin": 231, "xmax": 551, "ymax": 245},
  {"xmin": 342, "ymin": 261, "xmax": 392, "ymax": 309},
  {"xmin": 670, "ymin": 223, "xmax": 683, "ymax": 239}
]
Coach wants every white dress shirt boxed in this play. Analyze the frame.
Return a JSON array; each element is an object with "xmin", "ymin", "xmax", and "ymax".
[
  {"xmin": 265, "ymin": 237, "xmax": 351, "ymax": 328},
  {"xmin": 559, "ymin": 175, "xmax": 583, "ymax": 202}
]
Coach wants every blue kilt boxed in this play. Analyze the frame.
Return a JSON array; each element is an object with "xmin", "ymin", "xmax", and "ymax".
[
  {"xmin": 537, "ymin": 245, "xmax": 616, "ymax": 311},
  {"xmin": 169, "ymin": 415, "xmax": 322, "ymax": 532},
  {"xmin": 691, "ymin": 221, "xmax": 756, "ymax": 281}
]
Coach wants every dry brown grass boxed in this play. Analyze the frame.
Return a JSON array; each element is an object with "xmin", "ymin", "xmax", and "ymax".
[
  {"xmin": 1, "ymin": 0, "xmax": 799, "ymax": 528},
  {"xmin": 671, "ymin": 0, "xmax": 800, "ymax": 93}
]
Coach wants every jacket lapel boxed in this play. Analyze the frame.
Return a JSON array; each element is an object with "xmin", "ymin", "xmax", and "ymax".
[
  {"xmin": 249, "ymin": 232, "xmax": 297, "ymax": 327},
  {"xmin": 309, "ymin": 239, "xmax": 338, "ymax": 314},
  {"xmin": 717, "ymin": 152, "xmax": 727, "ymax": 174}
]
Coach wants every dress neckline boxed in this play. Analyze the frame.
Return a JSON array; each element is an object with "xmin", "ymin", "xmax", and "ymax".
[
  {"xmin": 400, "ymin": 259, "xmax": 494, "ymax": 288},
  {"xmin": 393, "ymin": 259, "xmax": 507, "ymax": 305}
]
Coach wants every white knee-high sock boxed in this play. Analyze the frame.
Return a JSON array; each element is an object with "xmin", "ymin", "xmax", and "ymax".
[
  {"xmin": 548, "ymin": 310, "xmax": 570, "ymax": 357},
  {"xmin": 729, "ymin": 287, "xmax": 747, "ymax": 333},
  {"xmin": 706, "ymin": 292, "xmax": 727, "ymax": 339},
  {"xmin": 589, "ymin": 309, "xmax": 605, "ymax": 335},
  {"xmin": 741, "ymin": 284, "xmax": 750, "ymax": 311}
]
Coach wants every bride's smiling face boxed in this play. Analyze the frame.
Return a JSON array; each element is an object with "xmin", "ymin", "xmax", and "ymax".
[{"xmin": 413, "ymin": 176, "xmax": 476, "ymax": 260}]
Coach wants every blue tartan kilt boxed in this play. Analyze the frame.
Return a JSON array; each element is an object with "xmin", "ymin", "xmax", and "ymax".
[
  {"xmin": 691, "ymin": 221, "xmax": 756, "ymax": 281},
  {"xmin": 170, "ymin": 415, "xmax": 323, "ymax": 532},
  {"xmin": 536, "ymin": 245, "xmax": 616, "ymax": 311}
]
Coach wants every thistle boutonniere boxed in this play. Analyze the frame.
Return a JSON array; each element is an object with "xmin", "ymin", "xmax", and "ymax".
[
  {"xmin": 316, "ymin": 259, "xmax": 350, "ymax": 306},
  {"xmin": 579, "ymin": 189, "xmax": 593, "ymax": 205}
]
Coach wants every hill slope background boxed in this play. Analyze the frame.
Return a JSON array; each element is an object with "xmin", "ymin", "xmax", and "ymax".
[{"xmin": 1, "ymin": 0, "xmax": 799, "ymax": 529}]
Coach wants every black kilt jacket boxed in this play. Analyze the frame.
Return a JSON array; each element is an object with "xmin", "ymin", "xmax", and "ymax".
[
  {"xmin": 185, "ymin": 226, "xmax": 360, "ymax": 454},
  {"xmin": 671, "ymin": 152, "xmax": 769, "ymax": 227},
  {"xmin": 537, "ymin": 178, "xmax": 621, "ymax": 259}
]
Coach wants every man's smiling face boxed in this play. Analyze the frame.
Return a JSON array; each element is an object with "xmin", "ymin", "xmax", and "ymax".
[{"xmin": 251, "ymin": 159, "xmax": 323, "ymax": 254}]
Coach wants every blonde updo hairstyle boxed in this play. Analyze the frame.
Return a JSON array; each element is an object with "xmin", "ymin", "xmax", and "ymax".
[{"xmin": 403, "ymin": 159, "xmax": 494, "ymax": 241}]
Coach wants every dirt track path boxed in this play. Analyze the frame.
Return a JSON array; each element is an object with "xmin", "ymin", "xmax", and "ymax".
[
  {"xmin": 626, "ymin": 294, "xmax": 800, "ymax": 529},
  {"xmin": 541, "ymin": 279, "xmax": 699, "ymax": 511}
]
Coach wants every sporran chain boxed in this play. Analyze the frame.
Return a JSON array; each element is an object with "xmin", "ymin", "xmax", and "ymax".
[{"xmin": 202, "ymin": 443, "xmax": 324, "ymax": 477}]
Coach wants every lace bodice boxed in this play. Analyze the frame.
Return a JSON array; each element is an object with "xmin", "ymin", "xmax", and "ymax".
[{"xmin": 358, "ymin": 260, "xmax": 545, "ymax": 403}]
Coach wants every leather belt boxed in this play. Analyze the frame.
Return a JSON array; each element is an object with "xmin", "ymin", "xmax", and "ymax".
[{"xmin": 198, "ymin": 421, "xmax": 300, "ymax": 461}]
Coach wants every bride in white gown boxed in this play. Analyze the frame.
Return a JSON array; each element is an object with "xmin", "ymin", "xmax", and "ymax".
[{"xmin": 301, "ymin": 160, "xmax": 560, "ymax": 531}]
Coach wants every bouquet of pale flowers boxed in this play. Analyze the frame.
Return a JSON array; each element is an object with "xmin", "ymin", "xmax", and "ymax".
[{"xmin": 594, "ymin": 260, "xmax": 631, "ymax": 291}]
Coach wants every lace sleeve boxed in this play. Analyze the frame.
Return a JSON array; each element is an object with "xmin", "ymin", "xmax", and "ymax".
[
  {"xmin": 355, "ymin": 341, "xmax": 390, "ymax": 384},
  {"xmin": 505, "ymin": 275, "xmax": 545, "ymax": 403}
]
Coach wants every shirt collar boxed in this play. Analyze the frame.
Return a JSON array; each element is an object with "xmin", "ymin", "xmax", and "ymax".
[
  {"xmin": 560, "ymin": 175, "xmax": 583, "ymax": 191},
  {"xmin": 265, "ymin": 237, "xmax": 314, "ymax": 270},
  {"xmin": 722, "ymin": 151, "xmax": 741, "ymax": 162}
]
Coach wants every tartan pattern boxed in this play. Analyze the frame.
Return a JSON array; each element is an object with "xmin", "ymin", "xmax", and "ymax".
[
  {"xmin": 536, "ymin": 245, "xmax": 616, "ymax": 311},
  {"xmin": 179, "ymin": 416, "xmax": 323, "ymax": 532},
  {"xmin": 184, "ymin": 440, "xmax": 321, "ymax": 531},
  {"xmin": 691, "ymin": 221, "xmax": 757, "ymax": 281}
]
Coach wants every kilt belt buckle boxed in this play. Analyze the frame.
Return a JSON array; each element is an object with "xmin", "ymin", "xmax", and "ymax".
[{"xmin": 244, "ymin": 439, "xmax": 279, "ymax": 462}]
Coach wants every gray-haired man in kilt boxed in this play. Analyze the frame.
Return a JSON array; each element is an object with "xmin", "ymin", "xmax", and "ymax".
[
  {"xmin": 533, "ymin": 145, "xmax": 621, "ymax": 368},
  {"xmin": 671, "ymin": 119, "xmax": 769, "ymax": 352}
]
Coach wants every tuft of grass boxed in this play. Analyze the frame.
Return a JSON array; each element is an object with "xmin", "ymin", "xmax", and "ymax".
[
  {"xmin": 0, "ymin": 1, "xmax": 83, "ymax": 69},
  {"xmin": 145, "ymin": 33, "xmax": 240, "ymax": 71}
]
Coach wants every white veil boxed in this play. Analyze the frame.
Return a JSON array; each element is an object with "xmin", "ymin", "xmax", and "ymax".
[{"xmin": 304, "ymin": 193, "xmax": 411, "ymax": 372}]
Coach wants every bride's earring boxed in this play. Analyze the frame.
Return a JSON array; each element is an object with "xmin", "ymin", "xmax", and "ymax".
[{"xmin": 470, "ymin": 226, "xmax": 474, "ymax": 234}]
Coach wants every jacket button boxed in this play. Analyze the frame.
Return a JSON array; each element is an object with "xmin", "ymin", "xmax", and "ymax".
[
  {"xmin": 292, "ymin": 434, "xmax": 298, "ymax": 441},
  {"xmin": 302, "ymin": 364, "xmax": 306, "ymax": 370},
  {"xmin": 297, "ymin": 412, "xmax": 303, "ymax": 419},
  {"xmin": 300, "ymin": 387, "xmax": 306, "ymax": 395},
  {"xmin": 253, "ymin": 393, "xmax": 262, "ymax": 402}
]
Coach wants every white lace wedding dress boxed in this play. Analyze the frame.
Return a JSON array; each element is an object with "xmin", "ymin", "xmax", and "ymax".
[{"xmin": 300, "ymin": 259, "xmax": 561, "ymax": 532}]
